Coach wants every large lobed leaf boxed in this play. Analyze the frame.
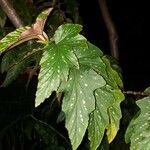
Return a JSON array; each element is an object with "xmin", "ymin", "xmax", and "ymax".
[
  {"xmin": 62, "ymin": 68, "xmax": 106, "ymax": 150},
  {"xmin": 125, "ymin": 96, "xmax": 150, "ymax": 150},
  {"xmin": 88, "ymin": 86, "xmax": 124, "ymax": 150},
  {"xmin": 35, "ymin": 24, "xmax": 87, "ymax": 106},
  {"xmin": 35, "ymin": 23, "xmax": 124, "ymax": 150}
]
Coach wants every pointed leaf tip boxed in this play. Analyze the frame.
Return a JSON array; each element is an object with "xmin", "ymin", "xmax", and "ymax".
[{"xmin": 62, "ymin": 68, "xmax": 106, "ymax": 150}]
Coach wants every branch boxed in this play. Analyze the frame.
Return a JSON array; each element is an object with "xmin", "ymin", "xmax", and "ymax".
[
  {"xmin": 123, "ymin": 91, "xmax": 150, "ymax": 96},
  {"xmin": 0, "ymin": 0, "xmax": 23, "ymax": 28},
  {"xmin": 98, "ymin": 0, "xmax": 119, "ymax": 60}
]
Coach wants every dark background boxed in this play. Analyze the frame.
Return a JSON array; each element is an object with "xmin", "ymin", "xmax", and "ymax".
[{"xmin": 79, "ymin": 0, "xmax": 149, "ymax": 91}]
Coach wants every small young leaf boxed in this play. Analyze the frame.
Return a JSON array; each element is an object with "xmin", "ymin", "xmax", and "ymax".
[
  {"xmin": 0, "ymin": 8, "xmax": 53, "ymax": 54},
  {"xmin": 88, "ymin": 86, "xmax": 124, "ymax": 150},
  {"xmin": 62, "ymin": 68, "xmax": 106, "ymax": 150},
  {"xmin": 54, "ymin": 23, "xmax": 82, "ymax": 44},
  {"xmin": 35, "ymin": 7, "xmax": 53, "ymax": 34},
  {"xmin": 125, "ymin": 96, "xmax": 150, "ymax": 150}
]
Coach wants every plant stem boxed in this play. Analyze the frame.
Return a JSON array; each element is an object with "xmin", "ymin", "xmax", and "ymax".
[
  {"xmin": 98, "ymin": 0, "xmax": 119, "ymax": 60},
  {"xmin": 0, "ymin": 0, "xmax": 23, "ymax": 28},
  {"xmin": 123, "ymin": 91, "xmax": 150, "ymax": 96}
]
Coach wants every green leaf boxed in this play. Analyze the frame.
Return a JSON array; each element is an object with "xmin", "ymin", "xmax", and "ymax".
[
  {"xmin": 75, "ymin": 43, "xmax": 107, "ymax": 79},
  {"xmin": 36, "ymin": 7, "xmax": 53, "ymax": 21},
  {"xmin": 106, "ymin": 90, "xmax": 124, "ymax": 142},
  {"xmin": 35, "ymin": 24, "xmax": 87, "ymax": 106},
  {"xmin": 1, "ymin": 42, "xmax": 40, "ymax": 73},
  {"xmin": 0, "ymin": 8, "xmax": 53, "ymax": 54},
  {"xmin": 102, "ymin": 56, "xmax": 123, "ymax": 88},
  {"xmin": 104, "ymin": 55, "xmax": 123, "ymax": 80},
  {"xmin": 125, "ymin": 96, "xmax": 150, "ymax": 150},
  {"xmin": 75, "ymin": 43, "xmax": 122, "ymax": 88},
  {"xmin": 54, "ymin": 23, "xmax": 83, "ymax": 44},
  {"xmin": 88, "ymin": 85, "xmax": 124, "ymax": 150},
  {"xmin": 62, "ymin": 68, "xmax": 106, "ymax": 150},
  {"xmin": 1, "ymin": 43, "xmax": 43, "ymax": 86},
  {"xmin": 0, "ymin": 27, "xmax": 27, "ymax": 54}
]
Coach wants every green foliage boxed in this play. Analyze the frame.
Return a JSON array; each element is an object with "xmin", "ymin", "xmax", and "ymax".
[
  {"xmin": 88, "ymin": 86, "xmax": 124, "ymax": 150},
  {"xmin": 1, "ymin": 42, "xmax": 43, "ymax": 86},
  {"xmin": 2, "ymin": 2, "xmax": 148, "ymax": 150},
  {"xmin": 35, "ymin": 23, "xmax": 124, "ymax": 149},
  {"xmin": 0, "ymin": 13, "xmax": 124, "ymax": 147},
  {"xmin": 0, "ymin": 27, "xmax": 27, "ymax": 54},
  {"xmin": 36, "ymin": 24, "xmax": 86, "ymax": 106},
  {"xmin": 0, "ymin": 7, "xmax": 53, "ymax": 86},
  {"xmin": 0, "ymin": 7, "xmax": 52, "ymax": 54},
  {"xmin": 125, "ymin": 96, "xmax": 150, "ymax": 150},
  {"xmin": 62, "ymin": 68, "xmax": 106, "ymax": 150}
]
